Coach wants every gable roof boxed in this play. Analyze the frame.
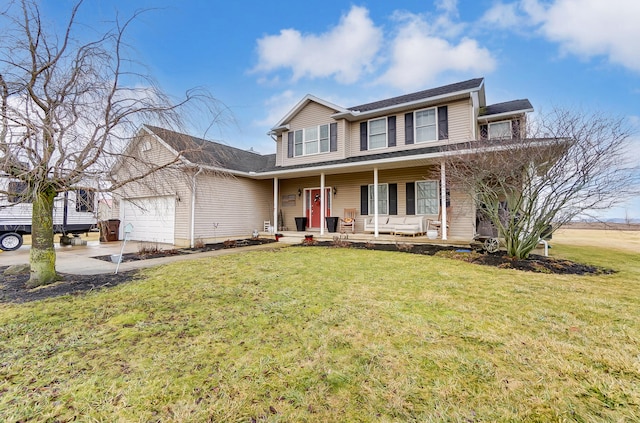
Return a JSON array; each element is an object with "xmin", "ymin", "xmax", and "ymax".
[
  {"xmin": 347, "ymin": 78, "xmax": 485, "ymax": 113},
  {"xmin": 479, "ymin": 99, "xmax": 534, "ymax": 119},
  {"xmin": 270, "ymin": 95, "xmax": 348, "ymax": 134},
  {"xmin": 143, "ymin": 125, "xmax": 275, "ymax": 173}
]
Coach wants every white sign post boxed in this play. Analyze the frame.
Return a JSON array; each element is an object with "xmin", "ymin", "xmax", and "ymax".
[{"xmin": 114, "ymin": 223, "xmax": 133, "ymax": 274}]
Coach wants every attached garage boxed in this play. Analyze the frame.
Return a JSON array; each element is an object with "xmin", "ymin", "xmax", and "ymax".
[{"xmin": 121, "ymin": 196, "xmax": 176, "ymax": 244}]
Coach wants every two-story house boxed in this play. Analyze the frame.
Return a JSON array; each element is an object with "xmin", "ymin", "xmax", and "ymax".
[{"xmin": 111, "ymin": 77, "xmax": 532, "ymax": 247}]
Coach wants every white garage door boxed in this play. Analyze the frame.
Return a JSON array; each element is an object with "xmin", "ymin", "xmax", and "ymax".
[{"xmin": 121, "ymin": 196, "xmax": 175, "ymax": 244}]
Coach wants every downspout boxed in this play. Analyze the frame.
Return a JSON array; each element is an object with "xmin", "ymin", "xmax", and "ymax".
[
  {"xmin": 190, "ymin": 166, "xmax": 204, "ymax": 248},
  {"xmin": 374, "ymin": 167, "xmax": 379, "ymax": 238},
  {"xmin": 320, "ymin": 173, "xmax": 325, "ymax": 236},
  {"xmin": 273, "ymin": 177, "xmax": 279, "ymax": 234}
]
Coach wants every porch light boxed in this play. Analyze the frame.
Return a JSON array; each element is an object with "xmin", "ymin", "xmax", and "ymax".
[
  {"xmin": 297, "ymin": 188, "xmax": 302, "ymax": 197},
  {"xmin": 333, "ymin": 186, "xmax": 337, "ymax": 196}
]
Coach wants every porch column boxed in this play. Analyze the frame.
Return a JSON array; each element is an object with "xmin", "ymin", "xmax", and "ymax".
[
  {"xmin": 320, "ymin": 173, "xmax": 325, "ymax": 236},
  {"xmin": 440, "ymin": 161, "xmax": 447, "ymax": 240},
  {"xmin": 273, "ymin": 177, "xmax": 278, "ymax": 234},
  {"xmin": 373, "ymin": 167, "xmax": 379, "ymax": 238}
]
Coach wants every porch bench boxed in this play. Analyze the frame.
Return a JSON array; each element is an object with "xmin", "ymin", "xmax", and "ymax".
[{"xmin": 363, "ymin": 216, "xmax": 426, "ymax": 236}]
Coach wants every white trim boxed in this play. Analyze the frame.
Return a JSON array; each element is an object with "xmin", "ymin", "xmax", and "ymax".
[
  {"xmin": 478, "ymin": 108, "xmax": 533, "ymax": 121},
  {"xmin": 415, "ymin": 180, "xmax": 439, "ymax": 215},
  {"xmin": 332, "ymin": 81, "xmax": 484, "ymax": 121},
  {"xmin": 368, "ymin": 117, "xmax": 388, "ymax": 150},
  {"xmin": 414, "ymin": 107, "xmax": 438, "ymax": 144},
  {"xmin": 271, "ymin": 94, "xmax": 347, "ymax": 130},
  {"xmin": 487, "ymin": 120, "xmax": 513, "ymax": 140},
  {"xmin": 440, "ymin": 161, "xmax": 447, "ymax": 240}
]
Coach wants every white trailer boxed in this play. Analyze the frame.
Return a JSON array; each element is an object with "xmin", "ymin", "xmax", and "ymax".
[{"xmin": 0, "ymin": 186, "xmax": 98, "ymax": 251}]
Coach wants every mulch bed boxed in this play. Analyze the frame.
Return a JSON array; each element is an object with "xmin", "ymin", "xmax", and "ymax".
[
  {"xmin": 0, "ymin": 269, "xmax": 139, "ymax": 304},
  {"xmin": 1, "ymin": 239, "xmax": 613, "ymax": 303},
  {"xmin": 301, "ymin": 240, "xmax": 615, "ymax": 275},
  {"xmin": 92, "ymin": 238, "xmax": 277, "ymax": 263}
]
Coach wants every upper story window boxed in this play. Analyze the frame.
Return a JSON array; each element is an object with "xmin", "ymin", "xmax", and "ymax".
[
  {"xmin": 415, "ymin": 108, "xmax": 437, "ymax": 143},
  {"xmin": 488, "ymin": 120, "xmax": 512, "ymax": 140},
  {"xmin": 368, "ymin": 118, "xmax": 387, "ymax": 150},
  {"xmin": 294, "ymin": 124, "xmax": 330, "ymax": 156}
]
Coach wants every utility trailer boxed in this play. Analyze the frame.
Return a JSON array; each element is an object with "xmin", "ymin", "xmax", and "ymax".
[{"xmin": 0, "ymin": 186, "xmax": 97, "ymax": 251}]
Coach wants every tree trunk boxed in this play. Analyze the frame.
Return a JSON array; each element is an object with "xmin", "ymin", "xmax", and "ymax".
[{"xmin": 27, "ymin": 187, "xmax": 58, "ymax": 287}]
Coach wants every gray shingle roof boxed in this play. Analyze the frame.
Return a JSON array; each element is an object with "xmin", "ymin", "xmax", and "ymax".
[
  {"xmin": 144, "ymin": 125, "xmax": 275, "ymax": 173},
  {"xmin": 479, "ymin": 99, "xmax": 533, "ymax": 117},
  {"xmin": 348, "ymin": 78, "xmax": 484, "ymax": 113}
]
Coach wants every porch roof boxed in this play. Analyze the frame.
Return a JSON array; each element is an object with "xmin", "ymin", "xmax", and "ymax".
[{"xmin": 250, "ymin": 143, "xmax": 465, "ymax": 179}]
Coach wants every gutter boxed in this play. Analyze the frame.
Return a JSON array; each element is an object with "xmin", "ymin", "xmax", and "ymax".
[{"xmin": 190, "ymin": 166, "xmax": 204, "ymax": 248}]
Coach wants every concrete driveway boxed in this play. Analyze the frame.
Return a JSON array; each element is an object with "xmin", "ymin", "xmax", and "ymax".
[{"xmin": 0, "ymin": 240, "xmax": 285, "ymax": 275}]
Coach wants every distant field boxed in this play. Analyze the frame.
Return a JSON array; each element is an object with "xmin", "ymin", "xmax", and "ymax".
[{"xmin": 553, "ymin": 228, "xmax": 640, "ymax": 253}]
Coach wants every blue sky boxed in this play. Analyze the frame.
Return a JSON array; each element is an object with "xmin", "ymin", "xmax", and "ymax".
[{"xmin": 41, "ymin": 0, "xmax": 640, "ymax": 218}]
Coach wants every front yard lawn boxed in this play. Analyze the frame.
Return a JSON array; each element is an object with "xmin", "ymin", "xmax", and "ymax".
[{"xmin": 1, "ymin": 244, "xmax": 639, "ymax": 421}]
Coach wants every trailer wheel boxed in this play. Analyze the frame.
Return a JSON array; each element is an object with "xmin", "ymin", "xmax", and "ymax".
[
  {"xmin": 0, "ymin": 232, "xmax": 24, "ymax": 251},
  {"xmin": 483, "ymin": 237, "xmax": 500, "ymax": 253}
]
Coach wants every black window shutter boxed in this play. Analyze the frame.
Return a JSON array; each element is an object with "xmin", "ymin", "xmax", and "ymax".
[
  {"xmin": 389, "ymin": 183, "xmax": 398, "ymax": 215},
  {"xmin": 438, "ymin": 106, "xmax": 448, "ymax": 140},
  {"xmin": 330, "ymin": 122, "xmax": 338, "ymax": 151},
  {"xmin": 479, "ymin": 124, "xmax": 488, "ymax": 140},
  {"xmin": 405, "ymin": 182, "xmax": 415, "ymax": 215},
  {"xmin": 511, "ymin": 119, "xmax": 520, "ymax": 139},
  {"xmin": 360, "ymin": 122, "xmax": 368, "ymax": 151},
  {"xmin": 360, "ymin": 185, "xmax": 369, "ymax": 215},
  {"xmin": 405, "ymin": 112, "xmax": 414, "ymax": 144},
  {"xmin": 388, "ymin": 116, "xmax": 396, "ymax": 147},
  {"xmin": 287, "ymin": 132, "xmax": 294, "ymax": 158}
]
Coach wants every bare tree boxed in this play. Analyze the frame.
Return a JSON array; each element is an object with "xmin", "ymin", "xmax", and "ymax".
[
  {"xmin": 0, "ymin": 0, "xmax": 226, "ymax": 286},
  {"xmin": 446, "ymin": 108, "xmax": 638, "ymax": 259}
]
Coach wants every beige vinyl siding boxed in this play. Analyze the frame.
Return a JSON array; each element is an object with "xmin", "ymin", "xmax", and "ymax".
[
  {"xmin": 447, "ymin": 99, "xmax": 472, "ymax": 143},
  {"xmin": 191, "ymin": 174, "xmax": 272, "ymax": 243},
  {"xmin": 347, "ymin": 100, "xmax": 472, "ymax": 157},
  {"xmin": 110, "ymin": 133, "xmax": 193, "ymax": 245},
  {"xmin": 275, "ymin": 134, "xmax": 283, "ymax": 166},
  {"xmin": 281, "ymin": 102, "xmax": 344, "ymax": 166},
  {"xmin": 278, "ymin": 166, "xmax": 475, "ymax": 240}
]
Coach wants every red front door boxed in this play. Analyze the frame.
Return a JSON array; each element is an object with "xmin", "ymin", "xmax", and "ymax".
[{"xmin": 305, "ymin": 188, "xmax": 331, "ymax": 228}]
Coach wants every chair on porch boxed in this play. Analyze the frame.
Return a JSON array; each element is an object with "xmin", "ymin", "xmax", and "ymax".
[
  {"xmin": 340, "ymin": 208, "xmax": 357, "ymax": 233},
  {"xmin": 427, "ymin": 207, "xmax": 451, "ymax": 237}
]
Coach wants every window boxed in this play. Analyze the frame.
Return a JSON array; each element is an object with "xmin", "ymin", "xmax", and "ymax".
[
  {"xmin": 75, "ymin": 189, "xmax": 95, "ymax": 213},
  {"xmin": 368, "ymin": 118, "xmax": 387, "ymax": 149},
  {"xmin": 416, "ymin": 181, "xmax": 438, "ymax": 215},
  {"xmin": 488, "ymin": 121, "xmax": 512, "ymax": 140},
  {"xmin": 415, "ymin": 108, "xmax": 437, "ymax": 143},
  {"xmin": 368, "ymin": 183, "xmax": 388, "ymax": 215},
  {"xmin": 294, "ymin": 124, "xmax": 330, "ymax": 156},
  {"xmin": 7, "ymin": 181, "xmax": 28, "ymax": 203},
  {"xmin": 294, "ymin": 130, "xmax": 303, "ymax": 156}
]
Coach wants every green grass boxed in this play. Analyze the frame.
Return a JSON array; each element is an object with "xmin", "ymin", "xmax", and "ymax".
[{"xmin": 1, "ymin": 244, "xmax": 639, "ymax": 422}]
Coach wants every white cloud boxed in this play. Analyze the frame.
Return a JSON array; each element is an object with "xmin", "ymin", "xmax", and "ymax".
[
  {"xmin": 253, "ymin": 90, "xmax": 299, "ymax": 128},
  {"xmin": 378, "ymin": 13, "xmax": 496, "ymax": 90},
  {"xmin": 536, "ymin": 0, "xmax": 640, "ymax": 72},
  {"xmin": 253, "ymin": 6, "xmax": 382, "ymax": 84},
  {"xmin": 480, "ymin": 2, "xmax": 522, "ymax": 30},
  {"xmin": 485, "ymin": 0, "xmax": 640, "ymax": 73}
]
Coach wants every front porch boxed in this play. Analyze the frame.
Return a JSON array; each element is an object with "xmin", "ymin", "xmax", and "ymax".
[{"xmin": 260, "ymin": 229, "xmax": 472, "ymax": 247}]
